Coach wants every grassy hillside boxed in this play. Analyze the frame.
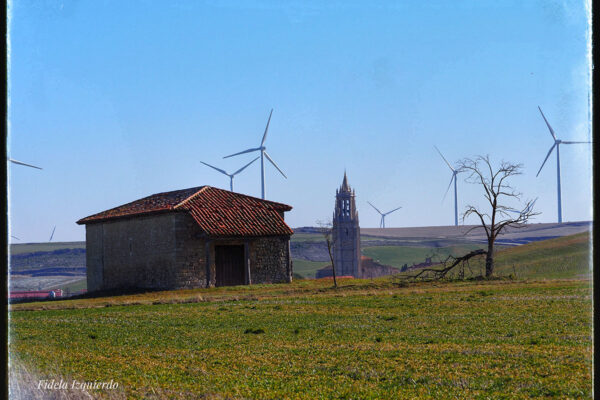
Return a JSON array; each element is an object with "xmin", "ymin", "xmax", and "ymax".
[
  {"xmin": 50, "ymin": 278, "xmax": 87, "ymax": 292},
  {"xmin": 362, "ymin": 244, "xmax": 486, "ymax": 268},
  {"xmin": 390, "ymin": 232, "xmax": 591, "ymax": 281},
  {"xmin": 493, "ymin": 232, "xmax": 590, "ymax": 279},
  {"xmin": 292, "ymin": 259, "xmax": 330, "ymax": 279},
  {"xmin": 10, "ymin": 279, "xmax": 591, "ymax": 399}
]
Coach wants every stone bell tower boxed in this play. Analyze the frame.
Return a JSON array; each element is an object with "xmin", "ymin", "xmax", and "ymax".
[{"xmin": 332, "ymin": 172, "xmax": 361, "ymax": 277}]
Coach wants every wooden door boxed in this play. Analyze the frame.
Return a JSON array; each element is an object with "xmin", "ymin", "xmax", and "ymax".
[{"xmin": 215, "ymin": 245, "xmax": 245, "ymax": 287}]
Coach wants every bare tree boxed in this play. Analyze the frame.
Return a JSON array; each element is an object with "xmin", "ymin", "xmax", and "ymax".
[
  {"xmin": 317, "ymin": 220, "xmax": 337, "ymax": 288},
  {"xmin": 459, "ymin": 155, "xmax": 539, "ymax": 277}
]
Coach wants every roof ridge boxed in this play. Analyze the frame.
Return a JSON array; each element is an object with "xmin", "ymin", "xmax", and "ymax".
[
  {"xmin": 174, "ymin": 186, "xmax": 209, "ymax": 209},
  {"xmin": 179, "ymin": 185, "xmax": 291, "ymax": 210},
  {"xmin": 212, "ymin": 187, "xmax": 291, "ymax": 208}
]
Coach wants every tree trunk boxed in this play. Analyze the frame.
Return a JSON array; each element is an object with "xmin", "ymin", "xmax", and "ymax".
[
  {"xmin": 331, "ymin": 260, "xmax": 338, "ymax": 288},
  {"xmin": 485, "ymin": 240, "xmax": 495, "ymax": 277},
  {"xmin": 327, "ymin": 241, "xmax": 337, "ymax": 288}
]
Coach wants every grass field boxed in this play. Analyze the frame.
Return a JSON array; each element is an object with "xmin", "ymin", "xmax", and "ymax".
[
  {"xmin": 292, "ymin": 259, "xmax": 330, "ymax": 279},
  {"xmin": 51, "ymin": 278, "xmax": 87, "ymax": 292},
  {"xmin": 9, "ymin": 233, "xmax": 593, "ymax": 399},
  {"xmin": 10, "ymin": 279, "xmax": 592, "ymax": 399},
  {"xmin": 493, "ymin": 232, "xmax": 591, "ymax": 279},
  {"xmin": 362, "ymin": 244, "xmax": 486, "ymax": 268}
]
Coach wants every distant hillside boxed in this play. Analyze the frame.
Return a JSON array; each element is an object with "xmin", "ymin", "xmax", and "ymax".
[
  {"xmin": 314, "ymin": 256, "xmax": 401, "ymax": 279},
  {"xmin": 9, "ymin": 242, "xmax": 87, "ymax": 292},
  {"xmin": 493, "ymin": 232, "xmax": 590, "ymax": 279},
  {"xmin": 10, "ymin": 248, "xmax": 85, "ymax": 272},
  {"xmin": 361, "ymin": 221, "xmax": 591, "ymax": 245},
  {"xmin": 10, "ymin": 242, "xmax": 85, "ymax": 255},
  {"xmin": 399, "ymin": 232, "xmax": 591, "ymax": 281}
]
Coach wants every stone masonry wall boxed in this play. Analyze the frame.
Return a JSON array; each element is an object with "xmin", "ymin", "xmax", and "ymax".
[
  {"xmin": 85, "ymin": 212, "xmax": 291, "ymax": 291},
  {"xmin": 90, "ymin": 213, "xmax": 179, "ymax": 291},
  {"xmin": 249, "ymin": 236, "xmax": 291, "ymax": 284},
  {"xmin": 85, "ymin": 224, "xmax": 104, "ymax": 292},
  {"xmin": 173, "ymin": 213, "xmax": 208, "ymax": 288}
]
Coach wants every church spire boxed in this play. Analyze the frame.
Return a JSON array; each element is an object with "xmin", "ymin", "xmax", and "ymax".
[
  {"xmin": 332, "ymin": 170, "xmax": 361, "ymax": 278},
  {"xmin": 341, "ymin": 170, "xmax": 350, "ymax": 192}
]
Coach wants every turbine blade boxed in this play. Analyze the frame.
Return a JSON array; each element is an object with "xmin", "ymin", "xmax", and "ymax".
[
  {"xmin": 367, "ymin": 201, "xmax": 383, "ymax": 215},
  {"xmin": 538, "ymin": 106, "xmax": 557, "ymax": 140},
  {"xmin": 49, "ymin": 226, "xmax": 56, "ymax": 242},
  {"xmin": 263, "ymin": 151, "xmax": 287, "ymax": 178},
  {"xmin": 232, "ymin": 156, "xmax": 260, "ymax": 176},
  {"xmin": 200, "ymin": 161, "xmax": 229, "ymax": 176},
  {"xmin": 434, "ymin": 146, "xmax": 454, "ymax": 172},
  {"xmin": 10, "ymin": 235, "xmax": 20, "ymax": 240},
  {"xmin": 561, "ymin": 141, "xmax": 592, "ymax": 144},
  {"xmin": 8, "ymin": 158, "xmax": 42, "ymax": 170},
  {"xmin": 384, "ymin": 206, "xmax": 402, "ymax": 216},
  {"xmin": 223, "ymin": 147, "xmax": 261, "ymax": 159},
  {"xmin": 442, "ymin": 174, "xmax": 454, "ymax": 201},
  {"xmin": 261, "ymin": 109, "xmax": 273, "ymax": 146},
  {"xmin": 536, "ymin": 143, "xmax": 557, "ymax": 177}
]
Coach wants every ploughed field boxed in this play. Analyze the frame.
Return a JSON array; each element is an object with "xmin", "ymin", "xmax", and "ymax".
[{"xmin": 10, "ymin": 278, "xmax": 592, "ymax": 399}]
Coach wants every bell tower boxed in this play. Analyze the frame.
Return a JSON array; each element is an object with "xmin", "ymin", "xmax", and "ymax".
[{"xmin": 332, "ymin": 172, "xmax": 361, "ymax": 277}]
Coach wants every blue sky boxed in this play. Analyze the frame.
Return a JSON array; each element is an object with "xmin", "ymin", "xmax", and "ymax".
[{"xmin": 8, "ymin": 1, "xmax": 592, "ymax": 242}]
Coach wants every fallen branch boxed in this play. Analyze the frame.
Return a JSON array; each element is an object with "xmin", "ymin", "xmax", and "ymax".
[{"xmin": 401, "ymin": 249, "xmax": 487, "ymax": 281}]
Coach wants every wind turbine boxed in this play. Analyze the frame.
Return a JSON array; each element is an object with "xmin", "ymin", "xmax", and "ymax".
[
  {"xmin": 223, "ymin": 109, "xmax": 287, "ymax": 199},
  {"xmin": 201, "ymin": 156, "xmax": 260, "ymax": 192},
  {"xmin": 367, "ymin": 201, "xmax": 402, "ymax": 228},
  {"xmin": 7, "ymin": 158, "xmax": 42, "ymax": 169},
  {"xmin": 536, "ymin": 106, "xmax": 592, "ymax": 223},
  {"xmin": 434, "ymin": 146, "xmax": 462, "ymax": 226},
  {"xmin": 49, "ymin": 226, "xmax": 56, "ymax": 242}
]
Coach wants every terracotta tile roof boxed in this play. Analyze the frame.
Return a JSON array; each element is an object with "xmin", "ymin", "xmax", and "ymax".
[{"xmin": 77, "ymin": 186, "xmax": 293, "ymax": 237}]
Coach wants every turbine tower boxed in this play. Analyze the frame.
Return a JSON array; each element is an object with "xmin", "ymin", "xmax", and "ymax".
[
  {"xmin": 434, "ymin": 146, "xmax": 461, "ymax": 226},
  {"xmin": 7, "ymin": 158, "xmax": 42, "ymax": 169},
  {"xmin": 223, "ymin": 109, "xmax": 287, "ymax": 199},
  {"xmin": 536, "ymin": 106, "xmax": 591, "ymax": 223},
  {"xmin": 200, "ymin": 156, "xmax": 260, "ymax": 192},
  {"xmin": 367, "ymin": 201, "xmax": 401, "ymax": 228}
]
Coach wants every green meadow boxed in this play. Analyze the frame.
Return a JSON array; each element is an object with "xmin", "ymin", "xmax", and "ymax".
[
  {"xmin": 9, "ymin": 233, "xmax": 592, "ymax": 399},
  {"xmin": 362, "ymin": 244, "xmax": 485, "ymax": 269},
  {"xmin": 291, "ymin": 259, "xmax": 330, "ymax": 279}
]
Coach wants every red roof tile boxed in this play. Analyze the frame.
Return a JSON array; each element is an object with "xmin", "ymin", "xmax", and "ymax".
[{"xmin": 77, "ymin": 186, "xmax": 293, "ymax": 237}]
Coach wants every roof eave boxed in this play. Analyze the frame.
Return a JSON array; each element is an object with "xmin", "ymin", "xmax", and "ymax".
[{"xmin": 76, "ymin": 209, "xmax": 183, "ymax": 225}]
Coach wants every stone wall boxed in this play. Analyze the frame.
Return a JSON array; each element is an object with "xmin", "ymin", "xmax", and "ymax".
[
  {"xmin": 85, "ymin": 212, "xmax": 292, "ymax": 292},
  {"xmin": 173, "ymin": 213, "xmax": 208, "ymax": 288},
  {"xmin": 248, "ymin": 236, "xmax": 292, "ymax": 284},
  {"xmin": 85, "ymin": 224, "xmax": 104, "ymax": 292},
  {"xmin": 86, "ymin": 213, "xmax": 179, "ymax": 291}
]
